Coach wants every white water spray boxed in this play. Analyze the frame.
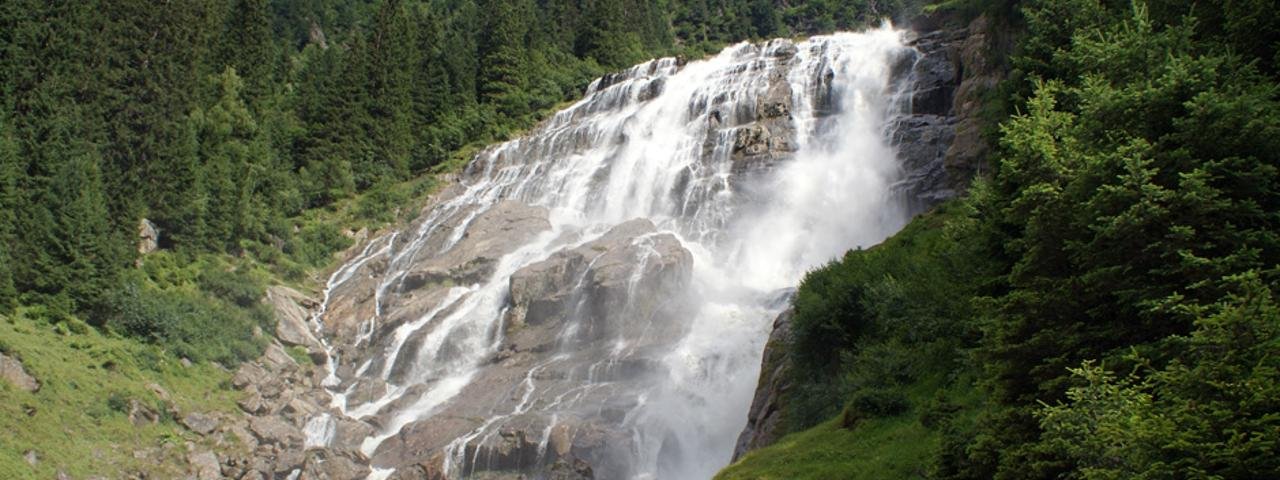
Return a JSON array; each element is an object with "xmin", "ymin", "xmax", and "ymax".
[{"xmin": 307, "ymin": 24, "xmax": 917, "ymax": 480}]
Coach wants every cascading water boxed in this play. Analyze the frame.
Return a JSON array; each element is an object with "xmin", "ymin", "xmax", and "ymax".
[{"xmin": 307, "ymin": 24, "xmax": 919, "ymax": 480}]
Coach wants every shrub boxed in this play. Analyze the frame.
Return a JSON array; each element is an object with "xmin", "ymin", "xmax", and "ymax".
[
  {"xmin": 106, "ymin": 274, "xmax": 267, "ymax": 365},
  {"xmin": 284, "ymin": 222, "xmax": 352, "ymax": 269}
]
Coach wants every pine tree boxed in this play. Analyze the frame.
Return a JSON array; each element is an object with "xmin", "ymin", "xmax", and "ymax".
[
  {"xmin": 366, "ymin": 0, "xmax": 415, "ymax": 180},
  {"xmin": 191, "ymin": 67, "xmax": 274, "ymax": 250},
  {"xmin": 0, "ymin": 109, "xmax": 19, "ymax": 307},
  {"xmin": 478, "ymin": 0, "xmax": 533, "ymax": 117},
  {"xmin": 219, "ymin": 0, "xmax": 278, "ymax": 103}
]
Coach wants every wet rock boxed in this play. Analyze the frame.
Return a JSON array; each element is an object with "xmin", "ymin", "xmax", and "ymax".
[
  {"xmin": 548, "ymin": 457, "xmax": 595, "ymax": 480},
  {"xmin": 181, "ymin": 412, "xmax": 219, "ymax": 436},
  {"xmin": 330, "ymin": 417, "xmax": 376, "ymax": 456},
  {"xmin": 0, "ymin": 352, "xmax": 39, "ymax": 392},
  {"xmin": 733, "ymin": 309, "xmax": 794, "ymax": 460},
  {"xmin": 943, "ymin": 13, "xmax": 1003, "ymax": 192},
  {"xmin": 506, "ymin": 219, "xmax": 693, "ymax": 342}
]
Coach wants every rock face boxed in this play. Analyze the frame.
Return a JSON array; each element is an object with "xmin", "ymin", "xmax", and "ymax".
[
  {"xmin": 943, "ymin": 13, "xmax": 1005, "ymax": 190},
  {"xmin": 0, "ymin": 352, "xmax": 39, "ymax": 392},
  {"xmin": 891, "ymin": 12, "xmax": 1004, "ymax": 211},
  {"xmin": 269, "ymin": 285, "xmax": 325, "ymax": 356},
  {"xmin": 732, "ymin": 309, "xmax": 794, "ymax": 461},
  {"xmin": 730, "ymin": 13, "xmax": 1003, "ymax": 461},
  {"xmin": 366, "ymin": 218, "xmax": 695, "ymax": 479}
]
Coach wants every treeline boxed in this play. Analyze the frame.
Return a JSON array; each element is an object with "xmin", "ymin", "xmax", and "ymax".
[{"xmin": 784, "ymin": 0, "xmax": 1279, "ymax": 478}]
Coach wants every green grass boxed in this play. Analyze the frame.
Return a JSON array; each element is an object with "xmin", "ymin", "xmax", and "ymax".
[
  {"xmin": 717, "ymin": 374, "xmax": 981, "ymax": 480},
  {"xmin": 0, "ymin": 309, "xmax": 241, "ymax": 479},
  {"xmin": 718, "ymin": 416, "xmax": 935, "ymax": 480}
]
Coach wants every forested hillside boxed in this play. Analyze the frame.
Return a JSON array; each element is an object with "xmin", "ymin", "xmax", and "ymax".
[
  {"xmin": 723, "ymin": 0, "xmax": 1280, "ymax": 478},
  {"xmin": 0, "ymin": 0, "xmax": 921, "ymax": 357}
]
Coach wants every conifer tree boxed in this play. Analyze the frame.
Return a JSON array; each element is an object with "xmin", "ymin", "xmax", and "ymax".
[
  {"xmin": 478, "ymin": 0, "xmax": 533, "ymax": 117},
  {"xmin": 219, "ymin": 0, "xmax": 278, "ymax": 103},
  {"xmin": 0, "ymin": 109, "xmax": 19, "ymax": 307},
  {"xmin": 367, "ymin": 0, "xmax": 416, "ymax": 180}
]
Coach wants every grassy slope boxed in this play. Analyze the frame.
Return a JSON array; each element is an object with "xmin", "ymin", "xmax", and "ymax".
[
  {"xmin": 717, "ymin": 375, "xmax": 980, "ymax": 480},
  {"xmin": 0, "ymin": 310, "xmax": 240, "ymax": 479}
]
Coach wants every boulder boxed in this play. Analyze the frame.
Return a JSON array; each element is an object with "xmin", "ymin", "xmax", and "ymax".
[
  {"xmin": 181, "ymin": 412, "xmax": 219, "ymax": 436},
  {"xmin": 261, "ymin": 342, "xmax": 300, "ymax": 373},
  {"xmin": 268, "ymin": 286, "xmax": 324, "ymax": 353},
  {"xmin": 127, "ymin": 399, "xmax": 159, "ymax": 426},
  {"xmin": 301, "ymin": 449, "xmax": 371, "ymax": 480},
  {"xmin": 0, "ymin": 352, "xmax": 39, "ymax": 392},
  {"xmin": 187, "ymin": 451, "xmax": 220, "ymax": 480},
  {"xmin": 138, "ymin": 218, "xmax": 159, "ymax": 255},
  {"xmin": 232, "ymin": 363, "xmax": 270, "ymax": 390},
  {"xmin": 506, "ymin": 219, "xmax": 692, "ymax": 341},
  {"xmin": 249, "ymin": 415, "xmax": 304, "ymax": 448}
]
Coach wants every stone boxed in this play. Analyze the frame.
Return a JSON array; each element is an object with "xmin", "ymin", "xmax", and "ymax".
[
  {"xmin": 0, "ymin": 352, "xmax": 39, "ymax": 392},
  {"xmin": 181, "ymin": 412, "xmax": 219, "ymax": 436},
  {"xmin": 187, "ymin": 451, "xmax": 220, "ymax": 480},
  {"xmin": 23, "ymin": 450, "xmax": 37, "ymax": 467},
  {"xmin": 942, "ymin": 13, "xmax": 1003, "ymax": 192},
  {"xmin": 138, "ymin": 218, "xmax": 159, "ymax": 255},
  {"xmin": 268, "ymin": 286, "xmax": 324, "ymax": 353},
  {"xmin": 274, "ymin": 449, "xmax": 306, "ymax": 475},
  {"xmin": 249, "ymin": 415, "xmax": 304, "ymax": 448},
  {"xmin": 301, "ymin": 449, "xmax": 372, "ymax": 480},
  {"xmin": 146, "ymin": 382, "xmax": 172, "ymax": 402},
  {"xmin": 261, "ymin": 342, "xmax": 300, "ymax": 373},
  {"xmin": 232, "ymin": 363, "xmax": 269, "ymax": 390},
  {"xmin": 127, "ymin": 399, "xmax": 159, "ymax": 426},
  {"xmin": 238, "ymin": 387, "xmax": 269, "ymax": 415},
  {"xmin": 733, "ymin": 309, "xmax": 795, "ymax": 460}
]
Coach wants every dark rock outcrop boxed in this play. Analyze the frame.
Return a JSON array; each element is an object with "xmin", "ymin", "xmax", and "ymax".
[
  {"xmin": 732, "ymin": 309, "xmax": 794, "ymax": 461},
  {"xmin": 891, "ymin": 13, "xmax": 1004, "ymax": 211}
]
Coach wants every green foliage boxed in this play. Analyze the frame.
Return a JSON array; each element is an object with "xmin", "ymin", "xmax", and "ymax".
[
  {"xmin": 106, "ymin": 272, "xmax": 269, "ymax": 365},
  {"xmin": 787, "ymin": 204, "xmax": 984, "ymax": 430},
  {"xmin": 285, "ymin": 221, "xmax": 353, "ymax": 269},
  {"xmin": 1037, "ymin": 275, "xmax": 1280, "ymax": 479}
]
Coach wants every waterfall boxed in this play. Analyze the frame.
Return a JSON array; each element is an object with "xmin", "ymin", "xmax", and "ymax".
[{"xmin": 310, "ymin": 24, "xmax": 917, "ymax": 480}]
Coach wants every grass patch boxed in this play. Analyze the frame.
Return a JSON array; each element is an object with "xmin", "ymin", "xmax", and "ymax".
[
  {"xmin": 0, "ymin": 309, "xmax": 240, "ymax": 479},
  {"xmin": 718, "ymin": 373, "xmax": 981, "ymax": 480}
]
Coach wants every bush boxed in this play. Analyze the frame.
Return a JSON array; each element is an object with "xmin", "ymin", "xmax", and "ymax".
[
  {"xmin": 850, "ymin": 388, "xmax": 910, "ymax": 418},
  {"xmin": 106, "ymin": 274, "xmax": 267, "ymax": 365},
  {"xmin": 284, "ymin": 222, "xmax": 352, "ymax": 269},
  {"xmin": 196, "ymin": 266, "xmax": 266, "ymax": 308}
]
